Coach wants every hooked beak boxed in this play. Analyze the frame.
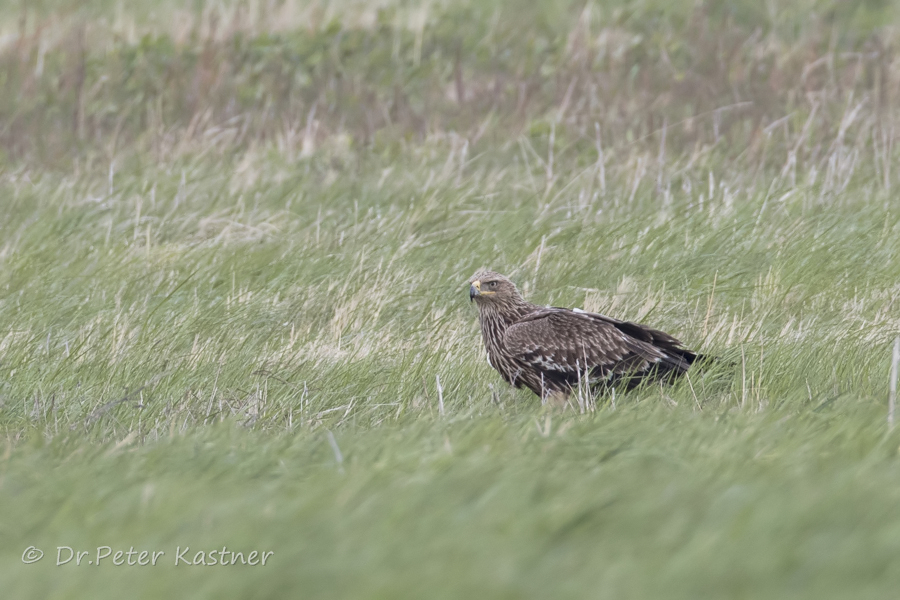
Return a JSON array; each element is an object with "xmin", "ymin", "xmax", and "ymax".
[{"xmin": 469, "ymin": 280, "xmax": 481, "ymax": 302}]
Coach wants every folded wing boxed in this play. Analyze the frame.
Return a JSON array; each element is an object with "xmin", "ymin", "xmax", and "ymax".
[{"xmin": 503, "ymin": 308, "xmax": 694, "ymax": 391}]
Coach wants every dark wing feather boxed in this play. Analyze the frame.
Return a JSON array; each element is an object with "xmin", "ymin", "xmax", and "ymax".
[
  {"xmin": 566, "ymin": 309, "xmax": 698, "ymax": 367},
  {"xmin": 503, "ymin": 308, "xmax": 692, "ymax": 389}
]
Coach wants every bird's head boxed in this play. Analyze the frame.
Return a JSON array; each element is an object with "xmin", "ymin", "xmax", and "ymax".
[{"xmin": 468, "ymin": 270, "xmax": 521, "ymax": 306}]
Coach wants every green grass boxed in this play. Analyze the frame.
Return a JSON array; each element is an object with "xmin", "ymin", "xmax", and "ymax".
[{"xmin": 3, "ymin": 1, "xmax": 900, "ymax": 598}]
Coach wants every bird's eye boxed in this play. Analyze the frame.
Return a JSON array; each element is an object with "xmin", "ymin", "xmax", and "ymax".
[{"xmin": 488, "ymin": 281, "xmax": 498, "ymax": 288}]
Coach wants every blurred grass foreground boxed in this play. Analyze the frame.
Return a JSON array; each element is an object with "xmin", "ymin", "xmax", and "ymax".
[{"xmin": 3, "ymin": 1, "xmax": 900, "ymax": 598}]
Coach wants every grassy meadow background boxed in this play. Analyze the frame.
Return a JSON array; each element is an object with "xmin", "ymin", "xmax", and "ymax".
[{"xmin": 2, "ymin": 0, "xmax": 900, "ymax": 597}]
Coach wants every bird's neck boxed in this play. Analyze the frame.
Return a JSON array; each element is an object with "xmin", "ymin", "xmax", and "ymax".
[{"xmin": 477, "ymin": 298, "xmax": 535, "ymax": 333}]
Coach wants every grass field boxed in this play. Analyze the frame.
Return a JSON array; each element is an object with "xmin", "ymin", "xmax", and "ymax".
[{"xmin": 3, "ymin": 1, "xmax": 900, "ymax": 597}]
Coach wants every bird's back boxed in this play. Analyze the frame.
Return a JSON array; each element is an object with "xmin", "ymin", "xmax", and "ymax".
[{"xmin": 501, "ymin": 306, "xmax": 697, "ymax": 396}]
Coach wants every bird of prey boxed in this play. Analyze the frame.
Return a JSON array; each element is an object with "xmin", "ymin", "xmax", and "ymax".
[{"xmin": 468, "ymin": 270, "xmax": 703, "ymax": 400}]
